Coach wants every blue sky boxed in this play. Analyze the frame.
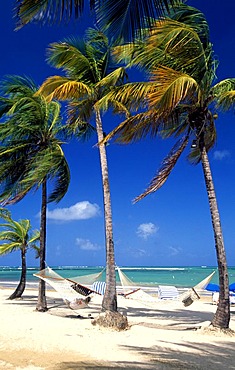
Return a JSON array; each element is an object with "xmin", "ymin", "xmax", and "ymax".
[{"xmin": 1, "ymin": 0, "xmax": 235, "ymax": 267}]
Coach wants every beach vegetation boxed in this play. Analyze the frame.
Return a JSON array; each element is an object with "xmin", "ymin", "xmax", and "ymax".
[
  {"xmin": 36, "ymin": 29, "xmax": 129, "ymax": 323},
  {"xmin": 0, "ymin": 208, "xmax": 39, "ymax": 299},
  {"xmin": 0, "ymin": 76, "xmax": 70, "ymax": 311},
  {"xmin": 14, "ymin": 0, "xmax": 182, "ymax": 40},
  {"xmin": 99, "ymin": 4, "xmax": 234, "ymax": 329}
]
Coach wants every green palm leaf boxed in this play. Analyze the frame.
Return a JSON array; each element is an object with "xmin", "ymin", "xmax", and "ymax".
[
  {"xmin": 46, "ymin": 39, "xmax": 94, "ymax": 79},
  {"xmin": 212, "ymin": 78, "xmax": 235, "ymax": 110},
  {"xmin": 0, "ymin": 210, "xmax": 39, "ymax": 256},
  {"xmin": 15, "ymin": 0, "xmax": 181, "ymax": 40},
  {"xmin": 15, "ymin": 0, "xmax": 89, "ymax": 29},
  {"xmin": 96, "ymin": 0, "xmax": 181, "ymax": 41}
]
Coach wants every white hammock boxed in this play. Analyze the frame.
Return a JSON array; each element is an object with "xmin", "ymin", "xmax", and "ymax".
[
  {"xmin": 116, "ymin": 267, "xmax": 215, "ymax": 307},
  {"xmin": 34, "ymin": 266, "xmax": 97, "ymax": 310}
]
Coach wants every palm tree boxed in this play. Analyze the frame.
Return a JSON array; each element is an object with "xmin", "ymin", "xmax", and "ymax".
[
  {"xmin": 0, "ymin": 208, "xmax": 39, "ymax": 300},
  {"xmin": 36, "ymin": 29, "xmax": 129, "ymax": 317},
  {"xmin": 0, "ymin": 75, "xmax": 70, "ymax": 311},
  {"xmin": 14, "ymin": 0, "xmax": 182, "ymax": 40},
  {"xmin": 99, "ymin": 4, "xmax": 234, "ymax": 329}
]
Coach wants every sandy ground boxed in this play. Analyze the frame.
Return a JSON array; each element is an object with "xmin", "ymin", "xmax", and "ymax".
[{"xmin": 0, "ymin": 287, "xmax": 235, "ymax": 370}]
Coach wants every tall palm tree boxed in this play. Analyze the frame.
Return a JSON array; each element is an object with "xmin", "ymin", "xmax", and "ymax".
[
  {"xmin": 14, "ymin": 0, "xmax": 182, "ymax": 40},
  {"xmin": 0, "ymin": 75, "xmax": 70, "ymax": 311},
  {"xmin": 99, "ymin": 4, "xmax": 234, "ymax": 329},
  {"xmin": 0, "ymin": 208, "xmax": 39, "ymax": 299},
  {"xmin": 36, "ymin": 28, "xmax": 129, "ymax": 314}
]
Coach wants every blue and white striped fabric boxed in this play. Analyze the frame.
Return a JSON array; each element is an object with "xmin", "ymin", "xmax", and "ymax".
[
  {"xmin": 158, "ymin": 285, "xmax": 179, "ymax": 300},
  {"xmin": 91, "ymin": 281, "xmax": 106, "ymax": 295}
]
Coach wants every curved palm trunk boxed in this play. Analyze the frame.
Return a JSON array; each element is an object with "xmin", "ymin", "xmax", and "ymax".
[
  {"xmin": 200, "ymin": 146, "xmax": 230, "ymax": 328},
  {"xmin": 8, "ymin": 247, "xmax": 27, "ymax": 299},
  {"xmin": 36, "ymin": 178, "xmax": 47, "ymax": 312},
  {"xmin": 95, "ymin": 109, "xmax": 117, "ymax": 312}
]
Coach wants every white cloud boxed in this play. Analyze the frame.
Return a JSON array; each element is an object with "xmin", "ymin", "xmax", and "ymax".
[
  {"xmin": 137, "ymin": 222, "xmax": 158, "ymax": 240},
  {"xmin": 213, "ymin": 150, "xmax": 230, "ymax": 161},
  {"xmin": 76, "ymin": 238, "xmax": 101, "ymax": 251},
  {"xmin": 47, "ymin": 201, "xmax": 100, "ymax": 221}
]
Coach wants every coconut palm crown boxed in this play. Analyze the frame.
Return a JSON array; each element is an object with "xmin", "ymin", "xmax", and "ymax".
[
  {"xmin": 0, "ymin": 208, "xmax": 39, "ymax": 300},
  {"xmin": 0, "ymin": 75, "xmax": 70, "ymax": 311},
  {"xmin": 99, "ymin": 4, "xmax": 235, "ymax": 329}
]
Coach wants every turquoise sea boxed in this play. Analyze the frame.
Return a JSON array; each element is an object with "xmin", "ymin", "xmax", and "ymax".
[{"xmin": 1, "ymin": 266, "xmax": 235, "ymax": 289}]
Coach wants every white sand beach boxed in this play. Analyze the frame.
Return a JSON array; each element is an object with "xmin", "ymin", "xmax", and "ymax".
[{"xmin": 0, "ymin": 287, "xmax": 235, "ymax": 370}]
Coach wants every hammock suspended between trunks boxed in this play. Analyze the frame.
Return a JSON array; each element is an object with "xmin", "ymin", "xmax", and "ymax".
[
  {"xmin": 116, "ymin": 266, "xmax": 215, "ymax": 307},
  {"xmin": 34, "ymin": 266, "xmax": 103, "ymax": 310}
]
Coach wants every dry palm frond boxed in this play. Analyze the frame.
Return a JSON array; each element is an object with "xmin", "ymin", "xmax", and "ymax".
[
  {"xmin": 134, "ymin": 134, "xmax": 189, "ymax": 202},
  {"xmin": 97, "ymin": 81, "xmax": 154, "ymax": 113},
  {"xmin": 96, "ymin": 67, "xmax": 127, "ymax": 88},
  {"xmin": 36, "ymin": 76, "xmax": 91, "ymax": 102},
  {"xmin": 148, "ymin": 66, "xmax": 200, "ymax": 115},
  {"xmin": 99, "ymin": 110, "xmax": 161, "ymax": 145}
]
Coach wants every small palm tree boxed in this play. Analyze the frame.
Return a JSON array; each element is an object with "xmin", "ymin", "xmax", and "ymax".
[
  {"xmin": 0, "ymin": 75, "xmax": 70, "ymax": 311},
  {"xmin": 36, "ymin": 29, "xmax": 129, "ymax": 318},
  {"xmin": 100, "ymin": 4, "xmax": 233, "ymax": 329},
  {"xmin": 0, "ymin": 208, "xmax": 39, "ymax": 300},
  {"xmin": 14, "ymin": 0, "xmax": 181, "ymax": 40}
]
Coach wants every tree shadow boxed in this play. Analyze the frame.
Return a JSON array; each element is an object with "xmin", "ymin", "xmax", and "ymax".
[{"xmin": 51, "ymin": 340, "xmax": 235, "ymax": 369}]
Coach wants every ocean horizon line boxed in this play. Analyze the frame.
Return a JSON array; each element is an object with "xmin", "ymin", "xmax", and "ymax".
[{"xmin": 0, "ymin": 265, "xmax": 226, "ymax": 270}]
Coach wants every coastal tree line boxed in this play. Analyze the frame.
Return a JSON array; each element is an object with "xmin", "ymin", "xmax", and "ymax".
[{"xmin": 0, "ymin": 0, "xmax": 234, "ymax": 331}]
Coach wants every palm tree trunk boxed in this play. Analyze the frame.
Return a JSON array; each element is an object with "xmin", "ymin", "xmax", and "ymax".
[
  {"xmin": 36, "ymin": 178, "xmax": 47, "ymax": 312},
  {"xmin": 8, "ymin": 247, "xmax": 27, "ymax": 299},
  {"xmin": 200, "ymin": 146, "xmax": 230, "ymax": 328},
  {"xmin": 95, "ymin": 109, "xmax": 117, "ymax": 312}
]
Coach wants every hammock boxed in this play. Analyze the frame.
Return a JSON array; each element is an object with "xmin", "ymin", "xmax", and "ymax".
[
  {"xmin": 116, "ymin": 267, "xmax": 215, "ymax": 307},
  {"xmin": 179, "ymin": 271, "xmax": 216, "ymax": 306},
  {"xmin": 34, "ymin": 266, "xmax": 100, "ymax": 310}
]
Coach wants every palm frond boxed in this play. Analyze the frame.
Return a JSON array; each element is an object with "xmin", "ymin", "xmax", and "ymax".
[
  {"xmin": 0, "ymin": 207, "xmax": 12, "ymax": 221},
  {"xmin": 0, "ymin": 75, "xmax": 37, "ymax": 96},
  {"xmin": 148, "ymin": 18, "xmax": 205, "ymax": 64},
  {"xmin": 15, "ymin": 0, "xmax": 90, "ymax": 29},
  {"xmin": 169, "ymin": 4, "xmax": 210, "ymax": 46},
  {"xmin": 47, "ymin": 154, "xmax": 70, "ymax": 203},
  {"xmin": 17, "ymin": 145, "xmax": 70, "ymax": 203},
  {"xmin": 212, "ymin": 78, "xmax": 235, "ymax": 110},
  {"xmin": 113, "ymin": 12, "xmax": 209, "ymax": 78},
  {"xmin": 37, "ymin": 76, "xmax": 91, "ymax": 101},
  {"xmin": 100, "ymin": 110, "xmax": 161, "ymax": 144},
  {"xmin": 134, "ymin": 134, "xmax": 189, "ymax": 202},
  {"xmin": 0, "ymin": 242, "xmax": 21, "ymax": 255},
  {"xmin": 0, "ymin": 74, "xmax": 69, "ymax": 208},
  {"xmin": 29, "ymin": 230, "xmax": 40, "ymax": 244},
  {"xmin": 216, "ymin": 91, "xmax": 235, "ymax": 110},
  {"xmin": 96, "ymin": 0, "xmax": 181, "ymax": 41},
  {"xmin": 66, "ymin": 99, "xmax": 95, "ymax": 128},
  {"xmin": 46, "ymin": 39, "xmax": 94, "ymax": 79},
  {"xmin": 148, "ymin": 66, "xmax": 200, "ymax": 115},
  {"xmin": 96, "ymin": 81, "xmax": 154, "ymax": 113},
  {"xmin": 96, "ymin": 98, "xmax": 130, "ymax": 119},
  {"xmin": 0, "ymin": 98, "xmax": 16, "ymax": 118},
  {"xmin": 96, "ymin": 67, "xmax": 128, "ymax": 88}
]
